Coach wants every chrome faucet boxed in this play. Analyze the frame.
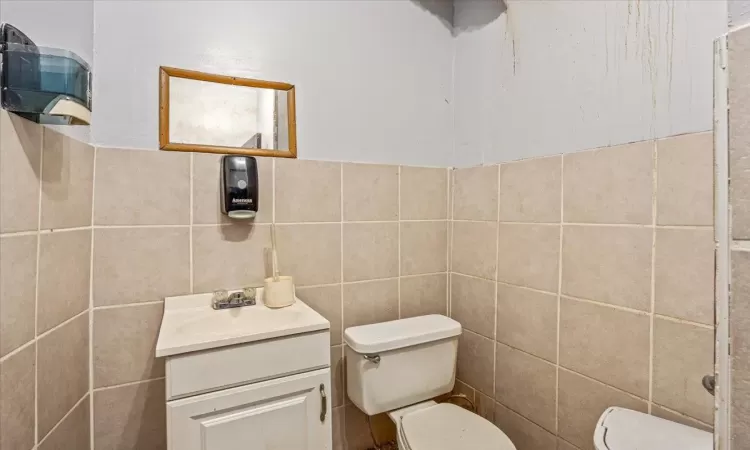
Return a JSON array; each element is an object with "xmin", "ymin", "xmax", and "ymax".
[{"xmin": 212, "ymin": 287, "xmax": 257, "ymax": 310}]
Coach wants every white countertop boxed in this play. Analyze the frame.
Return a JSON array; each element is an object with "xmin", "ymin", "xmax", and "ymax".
[{"xmin": 155, "ymin": 289, "xmax": 330, "ymax": 358}]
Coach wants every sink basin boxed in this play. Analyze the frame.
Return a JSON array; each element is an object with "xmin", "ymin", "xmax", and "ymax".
[{"xmin": 155, "ymin": 289, "xmax": 330, "ymax": 358}]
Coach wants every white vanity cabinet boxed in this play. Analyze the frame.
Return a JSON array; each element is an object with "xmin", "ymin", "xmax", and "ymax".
[
  {"xmin": 168, "ymin": 369, "xmax": 330, "ymax": 450},
  {"xmin": 156, "ymin": 292, "xmax": 332, "ymax": 450}
]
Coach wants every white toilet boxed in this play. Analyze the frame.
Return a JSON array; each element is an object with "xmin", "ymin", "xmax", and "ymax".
[
  {"xmin": 594, "ymin": 407, "xmax": 713, "ymax": 450},
  {"xmin": 344, "ymin": 314, "xmax": 516, "ymax": 450}
]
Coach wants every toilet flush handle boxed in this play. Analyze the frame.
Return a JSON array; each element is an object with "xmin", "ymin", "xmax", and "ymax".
[{"xmin": 364, "ymin": 354, "xmax": 381, "ymax": 364}]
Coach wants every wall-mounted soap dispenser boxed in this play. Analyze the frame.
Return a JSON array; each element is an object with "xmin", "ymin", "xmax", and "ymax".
[{"xmin": 221, "ymin": 155, "xmax": 259, "ymax": 219}]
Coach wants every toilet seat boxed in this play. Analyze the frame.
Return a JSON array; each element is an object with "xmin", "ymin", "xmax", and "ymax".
[{"xmin": 398, "ymin": 403, "xmax": 516, "ymax": 450}]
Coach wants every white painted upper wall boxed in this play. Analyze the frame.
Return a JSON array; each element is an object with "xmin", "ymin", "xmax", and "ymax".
[
  {"xmin": 730, "ymin": 0, "xmax": 750, "ymax": 27},
  {"xmin": 454, "ymin": 0, "xmax": 727, "ymax": 167},
  {"xmin": 0, "ymin": 0, "xmax": 731, "ymax": 167},
  {"xmin": 0, "ymin": 0, "xmax": 93, "ymax": 142},
  {"xmin": 91, "ymin": 0, "xmax": 455, "ymax": 167}
]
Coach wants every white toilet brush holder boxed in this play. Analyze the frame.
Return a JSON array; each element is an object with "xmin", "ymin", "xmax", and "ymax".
[
  {"xmin": 264, "ymin": 224, "xmax": 296, "ymax": 308},
  {"xmin": 263, "ymin": 275, "xmax": 296, "ymax": 308}
]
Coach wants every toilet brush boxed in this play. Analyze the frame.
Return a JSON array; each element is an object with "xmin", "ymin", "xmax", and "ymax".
[{"xmin": 263, "ymin": 224, "xmax": 296, "ymax": 308}]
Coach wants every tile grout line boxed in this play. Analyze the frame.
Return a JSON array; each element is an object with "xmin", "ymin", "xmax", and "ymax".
[
  {"xmin": 556, "ymin": 155, "xmax": 565, "ymax": 437},
  {"xmin": 36, "ymin": 309, "xmax": 89, "ymax": 341},
  {"xmin": 189, "ymin": 153, "xmax": 194, "ymax": 294},
  {"xmin": 448, "ymin": 169, "xmax": 454, "ymax": 317},
  {"xmin": 445, "ymin": 168, "xmax": 451, "ymax": 316},
  {"xmin": 452, "ymin": 270, "xmax": 503, "ymax": 284},
  {"xmin": 495, "ymin": 397, "xmax": 557, "ymax": 436},
  {"xmin": 34, "ymin": 126, "xmax": 44, "ymax": 447},
  {"xmin": 648, "ymin": 139, "xmax": 658, "ymax": 414},
  {"xmin": 339, "ymin": 163, "xmax": 345, "ymax": 349},
  {"xmin": 38, "ymin": 226, "xmax": 92, "ymax": 234},
  {"xmin": 93, "ymin": 376, "xmax": 166, "ymax": 392},
  {"xmin": 0, "ymin": 338, "xmax": 35, "ymax": 364},
  {"xmin": 37, "ymin": 391, "xmax": 89, "ymax": 447},
  {"xmin": 300, "ymin": 273, "xmax": 449, "ymax": 291},
  {"xmin": 400, "ymin": 271, "xmax": 449, "ymax": 279},
  {"xmin": 656, "ymin": 224, "xmax": 714, "ymax": 230},
  {"xmin": 338, "ymin": 162, "xmax": 345, "ymax": 433},
  {"xmin": 398, "ymin": 165, "xmax": 402, "ymax": 318},
  {"xmin": 449, "ymin": 219, "xmax": 709, "ymax": 228},
  {"xmin": 0, "ymin": 218, "xmax": 704, "ymax": 237},
  {"xmin": 0, "ymin": 229, "xmax": 39, "ymax": 237},
  {"xmin": 558, "ymin": 365, "xmax": 650, "ymax": 405},
  {"xmin": 652, "ymin": 313, "xmax": 715, "ymax": 329},
  {"xmin": 272, "ymin": 157, "xmax": 277, "ymax": 298},
  {"xmin": 495, "ymin": 340, "xmax": 557, "ymax": 367},
  {"xmin": 7, "ymin": 219, "xmax": 455, "ymax": 233},
  {"xmin": 93, "ymin": 300, "xmax": 165, "ymax": 311},
  {"xmin": 652, "ymin": 402, "xmax": 714, "ymax": 428},
  {"xmin": 451, "ymin": 218, "xmax": 501, "ymax": 224},
  {"xmin": 561, "ymin": 294, "xmax": 653, "ymax": 316},
  {"xmin": 492, "ymin": 164, "xmax": 501, "ymax": 402},
  {"xmin": 343, "ymin": 273, "xmax": 430, "ymax": 284},
  {"xmin": 92, "ymin": 224, "xmax": 192, "ymax": 229},
  {"xmin": 270, "ymin": 220, "xmax": 403, "ymax": 225},
  {"xmin": 435, "ymin": 220, "xmax": 712, "ymax": 229},
  {"xmin": 272, "ymin": 157, "xmax": 276, "ymax": 226},
  {"xmin": 394, "ymin": 218, "xmax": 448, "ymax": 223},
  {"xmin": 88, "ymin": 145, "xmax": 98, "ymax": 450},
  {"xmin": 495, "ymin": 279, "xmax": 557, "ymax": 296}
]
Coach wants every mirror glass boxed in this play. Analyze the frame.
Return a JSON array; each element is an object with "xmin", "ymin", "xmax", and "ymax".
[
  {"xmin": 159, "ymin": 67, "xmax": 296, "ymax": 158},
  {"xmin": 169, "ymin": 78, "xmax": 289, "ymax": 150}
]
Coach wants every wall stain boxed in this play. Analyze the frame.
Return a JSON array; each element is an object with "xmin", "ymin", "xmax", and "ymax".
[
  {"xmin": 626, "ymin": 0, "xmax": 631, "ymax": 57},
  {"xmin": 622, "ymin": 0, "xmax": 677, "ymax": 134},
  {"xmin": 667, "ymin": 0, "xmax": 675, "ymax": 99},
  {"xmin": 504, "ymin": 0, "xmax": 519, "ymax": 75},
  {"xmin": 605, "ymin": 4, "xmax": 609, "ymax": 74}
]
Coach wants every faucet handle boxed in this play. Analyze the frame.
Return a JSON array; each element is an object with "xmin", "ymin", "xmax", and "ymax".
[
  {"xmin": 243, "ymin": 287, "xmax": 257, "ymax": 301},
  {"xmin": 240, "ymin": 287, "xmax": 257, "ymax": 306},
  {"xmin": 212, "ymin": 289, "xmax": 229, "ymax": 309}
]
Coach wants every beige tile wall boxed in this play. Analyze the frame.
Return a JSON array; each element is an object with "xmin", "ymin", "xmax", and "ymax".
[
  {"xmin": 1, "ymin": 110, "xmax": 715, "ymax": 450},
  {"xmin": 450, "ymin": 134, "xmax": 715, "ymax": 450},
  {"xmin": 1, "ymin": 114, "xmax": 449, "ymax": 450},
  {"xmin": 0, "ymin": 111, "xmax": 93, "ymax": 450},
  {"xmin": 94, "ymin": 152, "xmax": 448, "ymax": 450},
  {"xmin": 729, "ymin": 23, "xmax": 750, "ymax": 449}
]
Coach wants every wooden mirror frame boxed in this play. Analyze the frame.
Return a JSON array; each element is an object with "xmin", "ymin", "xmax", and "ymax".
[{"xmin": 159, "ymin": 66, "xmax": 297, "ymax": 158}]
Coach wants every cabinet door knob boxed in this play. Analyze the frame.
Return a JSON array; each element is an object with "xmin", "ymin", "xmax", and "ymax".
[{"xmin": 320, "ymin": 384, "xmax": 327, "ymax": 422}]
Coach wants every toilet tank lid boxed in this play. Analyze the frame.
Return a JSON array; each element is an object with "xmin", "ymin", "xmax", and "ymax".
[{"xmin": 344, "ymin": 315, "xmax": 461, "ymax": 354}]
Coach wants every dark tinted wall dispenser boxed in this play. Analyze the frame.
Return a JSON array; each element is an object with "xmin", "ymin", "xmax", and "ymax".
[{"xmin": 0, "ymin": 23, "xmax": 91, "ymax": 125}]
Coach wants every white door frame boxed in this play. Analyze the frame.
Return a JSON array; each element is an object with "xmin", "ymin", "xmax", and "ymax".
[{"xmin": 714, "ymin": 33, "xmax": 731, "ymax": 450}]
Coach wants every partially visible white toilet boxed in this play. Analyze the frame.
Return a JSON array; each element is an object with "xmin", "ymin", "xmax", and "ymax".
[
  {"xmin": 594, "ymin": 407, "xmax": 713, "ymax": 450},
  {"xmin": 344, "ymin": 315, "xmax": 516, "ymax": 450}
]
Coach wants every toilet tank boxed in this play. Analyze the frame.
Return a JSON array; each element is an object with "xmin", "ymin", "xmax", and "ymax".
[{"xmin": 344, "ymin": 315, "xmax": 461, "ymax": 415}]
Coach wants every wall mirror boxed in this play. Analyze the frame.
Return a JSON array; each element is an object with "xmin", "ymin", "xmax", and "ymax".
[{"xmin": 159, "ymin": 66, "xmax": 297, "ymax": 158}]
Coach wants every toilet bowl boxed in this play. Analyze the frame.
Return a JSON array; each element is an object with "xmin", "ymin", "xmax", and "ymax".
[
  {"xmin": 344, "ymin": 315, "xmax": 517, "ymax": 450},
  {"xmin": 390, "ymin": 401, "xmax": 515, "ymax": 450},
  {"xmin": 594, "ymin": 407, "xmax": 712, "ymax": 450}
]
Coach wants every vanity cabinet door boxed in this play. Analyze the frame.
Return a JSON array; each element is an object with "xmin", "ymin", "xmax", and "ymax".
[{"xmin": 167, "ymin": 368, "xmax": 331, "ymax": 450}]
